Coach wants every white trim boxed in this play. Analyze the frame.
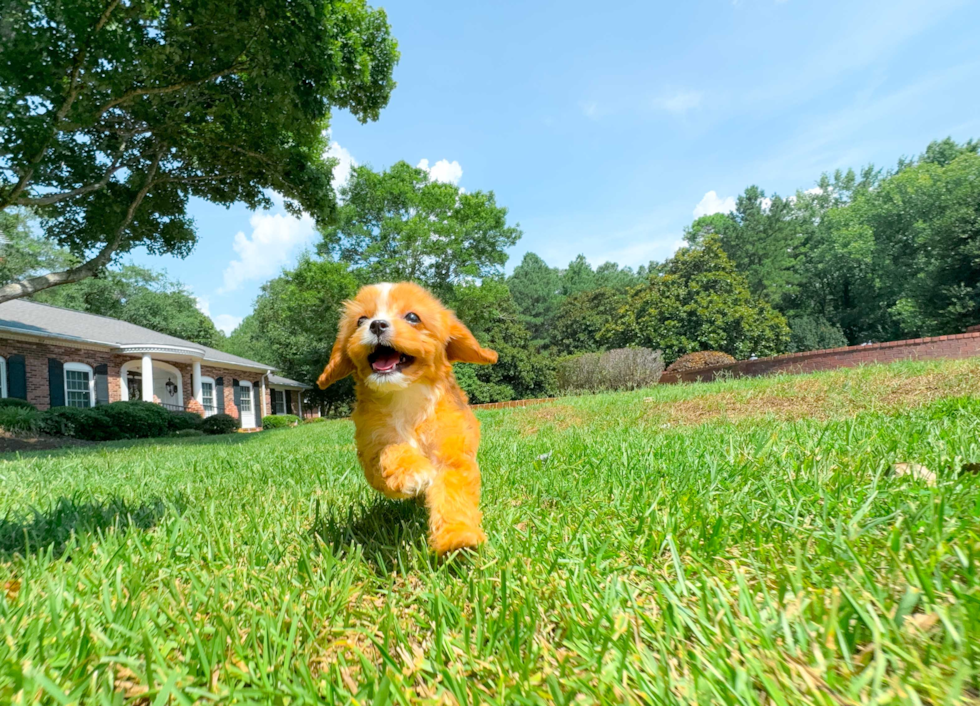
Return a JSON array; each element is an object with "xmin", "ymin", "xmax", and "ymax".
[
  {"xmin": 64, "ymin": 362, "xmax": 96, "ymax": 408},
  {"xmin": 0, "ymin": 356, "xmax": 6, "ymax": 398}
]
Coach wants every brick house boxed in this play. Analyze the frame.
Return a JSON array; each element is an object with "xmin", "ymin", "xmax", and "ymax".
[{"xmin": 0, "ymin": 299, "xmax": 316, "ymax": 429}]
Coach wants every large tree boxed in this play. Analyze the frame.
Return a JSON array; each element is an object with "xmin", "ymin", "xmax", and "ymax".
[
  {"xmin": 319, "ymin": 161, "xmax": 521, "ymax": 299},
  {"xmin": 601, "ymin": 236, "xmax": 790, "ymax": 362},
  {"xmin": 506, "ymin": 252, "xmax": 562, "ymax": 346},
  {"xmin": 0, "ymin": 0, "xmax": 398, "ymax": 303}
]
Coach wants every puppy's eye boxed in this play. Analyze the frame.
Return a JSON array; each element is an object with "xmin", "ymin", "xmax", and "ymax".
[
  {"xmin": 404, "ymin": 312, "xmax": 421, "ymax": 325},
  {"xmin": 356, "ymin": 316, "xmax": 368, "ymax": 327}
]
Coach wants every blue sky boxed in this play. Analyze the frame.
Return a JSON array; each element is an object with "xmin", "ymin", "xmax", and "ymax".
[{"xmin": 132, "ymin": 0, "xmax": 980, "ymax": 335}]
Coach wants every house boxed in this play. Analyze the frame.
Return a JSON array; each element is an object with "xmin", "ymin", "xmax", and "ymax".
[{"xmin": 0, "ymin": 299, "xmax": 317, "ymax": 428}]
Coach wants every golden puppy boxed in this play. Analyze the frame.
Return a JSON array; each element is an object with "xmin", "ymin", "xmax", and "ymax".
[{"xmin": 317, "ymin": 282, "xmax": 497, "ymax": 555}]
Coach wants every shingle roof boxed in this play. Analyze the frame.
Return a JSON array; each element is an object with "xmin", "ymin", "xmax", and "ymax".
[
  {"xmin": 0, "ymin": 299, "xmax": 274, "ymax": 370},
  {"xmin": 267, "ymin": 374, "xmax": 311, "ymax": 389}
]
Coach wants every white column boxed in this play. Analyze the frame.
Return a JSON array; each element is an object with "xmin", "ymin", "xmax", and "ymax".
[
  {"xmin": 141, "ymin": 353, "xmax": 154, "ymax": 402},
  {"xmin": 192, "ymin": 361, "xmax": 202, "ymax": 403},
  {"xmin": 298, "ymin": 391, "xmax": 303, "ymax": 419},
  {"xmin": 260, "ymin": 373, "xmax": 268, "ymax": 419}
]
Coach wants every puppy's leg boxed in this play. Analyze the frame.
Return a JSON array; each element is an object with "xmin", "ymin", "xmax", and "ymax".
[
  {"xmin": 379, "ymin": 443, "xmax": 435, "ymax": 499},
  {"xmin": 426, "ymin": 454, "xmax": 486, "ymax": 555}
]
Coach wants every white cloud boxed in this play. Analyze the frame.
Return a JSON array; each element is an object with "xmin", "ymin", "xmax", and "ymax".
[
  {"xmin": 693, "ymin": 191, "xmax": 736, "ymax": 219},
  {"xmin": 193, "ymin": 295, "xmax": 210, "ymax": 317},
  {"xmin": 219, "ymin": 210, "xmax": 316, "ymax": 293},
  {"xmin": 326, "ymin": 139, "xmax": 357, "ymax": 192},
  {"xmin": 213, "ymin": 314, "xmax": 243, "ymax": 336},
  {"xmin": 417, "ymin": 158, "xmax": 463, "ymax": 185},
  {"xmin": 661, "ymin": 90, "xmax": 703, "ymax": 115}
]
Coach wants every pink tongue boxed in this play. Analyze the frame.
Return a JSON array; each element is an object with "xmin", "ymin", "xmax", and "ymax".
[{"xmin": 371, "ymin": 351, "xmax": 401, "ymax": 372}]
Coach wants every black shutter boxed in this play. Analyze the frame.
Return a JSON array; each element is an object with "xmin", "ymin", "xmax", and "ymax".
[
  {"xmin": 286, "ymin": 390, "xmax": 294, "ymax": 415},
  {"xmin": 94, "ymin": 364, "xmax": 109, "ymax": 405},
  {"xmin": 7, "ymin": 354, "xmax": 27, "ymax": 400},
  {"xmin": 48, "ymin": 359, "xmax": 65, "ymax": 407},
  {"xmin": 215, "ymin": 377, "xmax": 225, "ymax": 413},
  {"xmin": 232, "ymin": 379, "xmax": 241, "ymax": 412}
]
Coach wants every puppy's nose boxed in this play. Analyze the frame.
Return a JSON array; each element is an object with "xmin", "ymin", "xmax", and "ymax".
[{"xmin": 369, "ymin": 319, "xmax": 390, "ymax": 337}]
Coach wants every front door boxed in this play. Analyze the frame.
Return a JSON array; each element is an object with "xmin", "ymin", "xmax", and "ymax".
[{"xmin": 238, "ymin": 381, "xmax": 255, "ymax": 428}]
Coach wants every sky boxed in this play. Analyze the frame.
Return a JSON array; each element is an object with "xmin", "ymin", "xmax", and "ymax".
[{"xmin": 131, "ymin": 0, "xmax": 980, "ymax": 335}]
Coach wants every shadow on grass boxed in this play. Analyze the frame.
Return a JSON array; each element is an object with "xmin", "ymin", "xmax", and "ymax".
[
  {"xmin": 0, "ymin": 493, "xmax": 186, "ymax": 559},
  {"xmin": 309, "ymin": 498, "xmax": 430, "ymax": 575}
]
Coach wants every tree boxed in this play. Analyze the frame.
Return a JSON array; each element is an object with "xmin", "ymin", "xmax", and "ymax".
[
  {"xmin": 0, "ymin": 209, "xmax": 74, "ymax": 284},
  {"xmin": 249, "ymin": 256, "xmax": 359, "ymax": 414},
  {"xmin": 559, "ymin": 255, "xmax": 597, "ymax": 296},
  {"xmin": 601, "ymin": 236, "xmax": 790, "ymax": 362},
  {"xmin": 319, "ymin": 162, "xmax": 521, "ymax": 299},
  {"xmin": 449, "ymin": 280, "xmax": 555, "ymax": 403},
  {"xmin": 0, "ymin": 0, "xmax": 398, "ymax": 303},
  {"xmin": 550, "ymin": 287, "xmax": 626, "ymax": 354},
  {"xmin": 506, "ymin": 252, "xmax": 561, "ymax": 345},
  {"xmin": 787, "ymin": 315, "xmax": 848, "ymax": 353}
]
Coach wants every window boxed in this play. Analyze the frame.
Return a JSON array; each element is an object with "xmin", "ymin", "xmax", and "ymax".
[
  {"xmin": 272, "ymin": 389, "xmax": 285, "ymax": 415},
  {"xmin": 64, "ymin": 363, "xmax": 94, "ymax": 408},
  {"xmin": 239, "ymin": 384, "xmax": 252, "ymax": 412},
  {"xmin": 201, "ymin": 381, "xmax": 215, "ymax": 416}
]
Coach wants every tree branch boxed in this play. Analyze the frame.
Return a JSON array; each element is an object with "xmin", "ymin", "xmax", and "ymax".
[
  {"xmin": 14, "ymin": 138, "xmax": 130, "ymax": 207},
  {"xmin": 0, "ymin": 148, "xmax": 163, "ymax": 304}
]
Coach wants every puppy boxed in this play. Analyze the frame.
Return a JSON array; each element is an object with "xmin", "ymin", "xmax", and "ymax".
[{"xmin": 317, "ymin": 282, "xmax": 498, "ymax": 555}]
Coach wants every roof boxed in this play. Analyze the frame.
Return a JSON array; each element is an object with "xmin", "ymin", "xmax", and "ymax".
[
  {"xmin": 0, "ymin": 299, "xmax": 275, "ymax": 371},
  {"xmin": 267, "ymin": 374, "xmax": 311, "ymax": 389}
]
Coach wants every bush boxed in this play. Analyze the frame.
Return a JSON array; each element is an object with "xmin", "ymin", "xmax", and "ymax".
[
  {"xmin": 262, "ymin": 414, "xmax": 300, "ymax": 429},
  {"xmin": 665, "ymin": 351, "xmax": 736, "ymax": 374},
  {"xmin": 788, "ymin": 315, "xmax": 850, "ymax": 353},
  {"xmin": 173, "ymin": 428, "xmax": 204, "ymax": 438},
  {"xmin": 201, "ymin": 413, "xmax": 240, "ymax": 435},
  {"xmin": 99, "ymin": 401, "xmax": 172, "ymax": 439},
  {"xmin": 38, "ymin": 406, "xmax": 111, "ymax": 440},
  {"xmin": 557, "ymin": 347, "xmax": 664, "ymax": 394},
  {"xmin": 168, "ymin": 411, "xmax": 204, "ymax": 432},
  {"xmin": 0, "ymin": 406, "xmax": 40, "ymax": 433},
  {"xmin": 0, "ymin": 398, "xmax": 37, "ymax": 411},
  {"xmin": 301, "ymin": 416, "xmax": 328, "ymax": 424}
]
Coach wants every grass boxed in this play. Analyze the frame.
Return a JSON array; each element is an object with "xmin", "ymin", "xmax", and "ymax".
[{"xmin": 1, "ymin": 358, "xmax": 979, "ymax": 704}]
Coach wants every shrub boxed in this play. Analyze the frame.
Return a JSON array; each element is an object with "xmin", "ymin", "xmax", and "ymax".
[
  {"xmin": 557, "ymin": 347, "xmax": 664, "ymax": 394},
  {"xmin": 168, "ymin": 411, "xmax": 204, "ymax": 432},
  {"xmin": 38, "ymin": 406, "xmax": 111, "ymax": 440},
  {"xmin": 201, "ymin": 413, "xmax": 240, "ymax": 435},
  {"xmin": 665, "ymin": 351, "xmax": 736, "ymax": 374},
  {"xmin": 0, "ymin": 398, "xmax": 37, "ymax": 411},
  {"xmin": 99, "ymin": 401, "xmax": 172, "ymax": 439},
  {"xmin": 788, "ymin": 315, "xmax": 849, "ymax": 353},
  {"xmin": 173, "ymin": 428, "xmax": 204, "ymax": 438},
  {"xmin": 0, "ymin": 406, "xmax": 40, "ymax": 433},
  {"xmin": 301, "ymin": 416, "xmax": 328, "ymax": 424},
  {"xmin": 262, "ymin": 414, "xmax": 300, "ymax": 429}
]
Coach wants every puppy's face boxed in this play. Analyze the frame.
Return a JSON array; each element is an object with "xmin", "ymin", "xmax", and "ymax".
[{"xmin": 318, "ymin": 282, "xmax": 497, "ymax": 392}]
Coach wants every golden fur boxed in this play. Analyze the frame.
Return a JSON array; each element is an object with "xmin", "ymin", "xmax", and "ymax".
[{"xmin": 317, "ymin": 282, "xmax": 497, "ymax": 554}]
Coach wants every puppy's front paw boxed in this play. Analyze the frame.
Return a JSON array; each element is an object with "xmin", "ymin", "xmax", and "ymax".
[
  {"xmin": 430, "ymin": 524, "xmax": 486, "ymax": 556},
  {"xmin": 381, "ymin": 465, "xmax": 431, "ymax": 498}
]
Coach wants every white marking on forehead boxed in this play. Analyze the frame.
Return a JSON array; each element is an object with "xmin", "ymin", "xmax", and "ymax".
[{"xmin": 374, "ymin": 282, "xmax": 394, "ymax": 321}]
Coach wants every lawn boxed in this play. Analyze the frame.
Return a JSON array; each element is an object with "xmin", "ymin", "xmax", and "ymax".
[{"xmin": 2, "ymin": 358, "xmax": 980, "ymax": 705}]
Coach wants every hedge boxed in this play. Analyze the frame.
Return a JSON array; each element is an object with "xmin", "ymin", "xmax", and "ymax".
[
  {"xmin": 262, "ymin": 414, "xmax": 300, "ymax": 429},
  {"xmin": 0, "ymin": 398, "xmax": 38, "ymax": 411},
  {"xmin": 0, "ymin": 406, "xmax": 40, "ymax": 433},
  {"xmin": 201, "ymin": 414, "xmax": 240, "ymax": 435}
]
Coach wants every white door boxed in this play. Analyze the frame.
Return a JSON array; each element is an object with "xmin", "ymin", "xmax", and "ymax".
[{"xmin": 238, "ymin": 381, "xmax": 255, "ymax": 428}]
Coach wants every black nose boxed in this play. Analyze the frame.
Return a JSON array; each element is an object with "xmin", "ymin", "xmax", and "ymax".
[{"xmin": 369, "ymin": 319, "xmax": 390, "ymax": 336}]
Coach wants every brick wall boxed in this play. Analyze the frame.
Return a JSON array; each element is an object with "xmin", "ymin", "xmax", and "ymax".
[
  {"xmin": 0, "ymin": 339, "xmax": 122, "ymax": 410},
  {"xmin": 659, "ymin": 330, "xmax": 980, "ymax": 384}
]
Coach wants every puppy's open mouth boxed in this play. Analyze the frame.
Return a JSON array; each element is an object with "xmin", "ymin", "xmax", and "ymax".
[{"xmin": 368, "ymin": 345, "xmax": 415, "ymax": 374}]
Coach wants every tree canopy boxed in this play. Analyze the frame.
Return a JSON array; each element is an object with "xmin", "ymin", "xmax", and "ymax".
[{"xmin": 0, "ymin": 0, "xmax": 398, "ymax": 302}]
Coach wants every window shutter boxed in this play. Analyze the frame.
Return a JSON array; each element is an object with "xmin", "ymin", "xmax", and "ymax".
[
  {"xmin": 286, "ymin": 390, "xmax": 294, "ymax": 415},
  {"xmin": 48, "ymin": 359, "xmax": 65, "ymax": 407},
  {"xmin": 215, "ymin": 377, "xmax": 225, "ymax": 413},
  {"xmin": 94, "ymin": 364, "xmax": 109, "ymax": 405},
  {"xmin": 232, "ymin": 379, "xmax": 241, "ymax": 411},
  {"xmin": 7, "ymin": 354, "xmax": 27, "ymax": 400}
]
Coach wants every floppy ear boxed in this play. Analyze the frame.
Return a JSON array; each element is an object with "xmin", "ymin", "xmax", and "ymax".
[
  {"xmin": 317, "ymin": 323, "xmax": 355, "ymax": 389},
  {"xmin": 445, "ymin": 314, "xmax": 498, "ymax": 365}
]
